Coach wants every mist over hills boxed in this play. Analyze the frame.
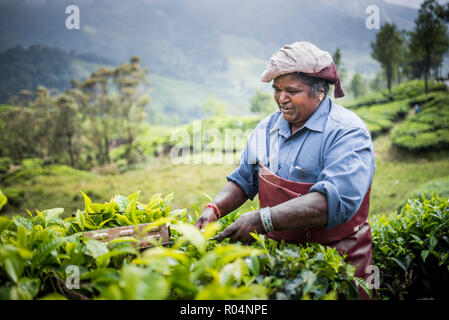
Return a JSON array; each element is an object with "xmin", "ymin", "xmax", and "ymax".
[{"xmin": 0, "ymin": 0, "xmax": 419, "ymax": 123}]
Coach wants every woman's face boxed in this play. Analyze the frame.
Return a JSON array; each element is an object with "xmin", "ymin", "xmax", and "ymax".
[{"xmin": 272, "ymin": 74, "xmax": 322, "ymax": 130}]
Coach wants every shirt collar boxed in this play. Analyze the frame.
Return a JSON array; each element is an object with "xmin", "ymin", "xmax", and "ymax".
[{"xmin": 270, "ymin": 95, "xmax": 331, "ymax": 138}]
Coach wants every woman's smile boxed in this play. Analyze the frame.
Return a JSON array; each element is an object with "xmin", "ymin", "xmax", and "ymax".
[{"xmin": 280, "ymin": 105, "xmax": 295, "ymax": 113}]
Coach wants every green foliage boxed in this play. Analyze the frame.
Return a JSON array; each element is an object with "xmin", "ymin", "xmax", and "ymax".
[
  {"xmin": 251, "ymin": 235, "xmax": 363, "ymax": 300},
  {"xmin": 0, "ymin": 157, "xmax": 11, "ymax": 176},
  {"xmin": 0, "ymin": 56, "xmax": 150, "ymax": 170},
  {"xmin": 371, "ymin": 23, "xmax": 404, "ymax": 91},
  {"xmin": 141, "ymin": 115, "xmax": 261, "ymax": 158},
  {"xmin": 346, "ymin": 79, "xmax": 446, "ymax": 108},
  {"xmin": 0, "ymin": 191, "xmax": 7, "ymax": 211},
  {"xmin": 353, "ymin": 100, "xmax": 408, "ymax": 137},
  {"xmin": 332, "ymin": 48, "xmax": 345, "ymax": 83},
  {"xmin": 249, "ymin": 90, "xmax": 276, "ymax": 114},
  {"xmin": 0, "ymin": 191, "xmax": 365, "ymax": 300},
  {"xmin": 65, "ymin": 191, "xmax": 177, "ymax": 232},
  {"xmin": 202, "ymin": 95, "xmax": 227, "ymax": 117},
  {"xmin": 371, "ymin": 194, "xmax": 449, "ymax": 299},
  {"xmin": 349, "ymin": 73, "xmax": 366, "ymax": 98},
  {"xmin": 3, "ymin": 189, "xmax": 449, "ymax": 300},
  {"xmin": 409, "ymin": 175, "xmax": 449, "ymax": 199},
  {"xmin": 1, "ymin": 163, "xmax": 90, "ymax": 186},
  {"xmin": 216, "ymin": 210, "xmax": 368, "ymax": 300},
  {"xmin": 408, "ymin": 0, "xmax": 449, "ymax": 90},
  {"xmin": 391, "ymin": 93, "xmax": 449, "ymax": 151}
]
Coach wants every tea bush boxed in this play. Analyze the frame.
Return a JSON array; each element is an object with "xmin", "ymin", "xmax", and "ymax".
[
  {"xmin": 409, "ymin": 176, "xmax": 449, "ymax": 199},
  {"xmin": 371, "ymin": 194, "xmax": 449, "ymax": 299},
  {"xmin": 391, "ymin": 94, "xmax": 449, "ymax": 151},
  {"xmin": 0, "ymin": 157, "xmax": 11, "ymax": 176},
  {"xmin": 353, "ymin": 100, "xmax": 408, "ymax": 138},
  {"xmin": 346, "ymin": 80, "xmax": 446, "ymax": 109},
  {"xmin": 0, "ymin": 191, "xmax": 366, "ymax": 300}
]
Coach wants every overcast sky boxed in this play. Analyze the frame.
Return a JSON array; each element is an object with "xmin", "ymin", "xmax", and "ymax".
[{"xmin": 385, "ymin": 0, "xmax": 448, "ymax": 9}]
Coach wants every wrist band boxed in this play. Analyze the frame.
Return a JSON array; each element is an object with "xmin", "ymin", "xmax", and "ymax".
[
  {"xmin": 260, "ymin": 207, "xmax": 274, "ymax": 232},
  {"xmin": 206, "ymin": 202, "xmax": 222, "ymax": 218}
]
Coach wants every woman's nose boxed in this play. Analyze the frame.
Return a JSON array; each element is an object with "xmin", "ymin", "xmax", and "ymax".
[{"xmin": 279, "ymin": 91, "xmax": 289, "ymax": 104}]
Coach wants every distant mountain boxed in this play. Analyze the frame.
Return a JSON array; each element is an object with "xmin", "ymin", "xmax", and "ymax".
[
  {"xmin": 0, "ymin": 0, "xmax": 419, "ymax": 122},
  {"xmin": 0, "ymin": 44, "xmax": 109, "ymax": 102}
]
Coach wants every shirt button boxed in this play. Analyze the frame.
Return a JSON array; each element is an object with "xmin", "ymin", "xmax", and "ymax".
[
  {"xmin": 286, "ymin": 141, "xmax": 290, "ymax": 145},
  {"xmin": 278, "ymin": 164, "xmax": 281, "ymax": 169}
]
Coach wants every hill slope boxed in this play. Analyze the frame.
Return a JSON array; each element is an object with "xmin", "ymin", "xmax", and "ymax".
[{"xmin": 0, "ymin": 0, "xmax": 419, "ymax": 121}]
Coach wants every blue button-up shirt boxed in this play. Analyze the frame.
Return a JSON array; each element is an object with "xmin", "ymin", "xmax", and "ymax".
[{"xmin": 227, "ymin": 96, "xmax": 375, "ymax": 229}]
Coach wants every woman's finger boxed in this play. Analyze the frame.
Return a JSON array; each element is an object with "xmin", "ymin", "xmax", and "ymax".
[{"xmin": 216, "ymin": 223, "xmax": 237, "ymax": 242}]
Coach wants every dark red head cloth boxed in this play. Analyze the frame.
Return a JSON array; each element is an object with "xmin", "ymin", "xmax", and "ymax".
[{"xmin": 306, "ymin": 62, "xmax": 345, "ymax": 98}]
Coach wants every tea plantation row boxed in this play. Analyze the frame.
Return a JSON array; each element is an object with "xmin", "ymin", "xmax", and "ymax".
[{"xmin": 0, "ymin": 190, "xmax": 448, "ymax": 300}]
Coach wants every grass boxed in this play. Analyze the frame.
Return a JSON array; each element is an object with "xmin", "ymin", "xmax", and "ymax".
[{"xmin": 369, "ymin": 133, "xmax": 449, "ymax": 216}]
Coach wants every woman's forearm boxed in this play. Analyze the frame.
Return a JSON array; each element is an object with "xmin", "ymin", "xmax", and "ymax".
[
  {"xmin": 211, "ymin": 181, "xmax": 248, "ymax": 216},
  {"xmin": 269, "ymin": 192, "xmax": 328, "ymax": 230}
]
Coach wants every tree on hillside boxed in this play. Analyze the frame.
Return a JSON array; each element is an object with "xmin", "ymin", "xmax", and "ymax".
[
  {"xmin": 113, "ymin": 56, "xmax": 150, "ymax": 166},
  {"xmin": 408, "ymin": 0, "xmax": 449, "ymax": 92},
  {"xmin": 202, "ymin": 95, "xmax": 227, "ymax": 117},
  {"xmin": 0, "ymin": 56, "xmax": 150, "ymax": 169},
  {"xmin": 332, "ymin": 48, "xmax": 345, "ymax": 83},
  {"xmin": 371, "ymin": 23, "xmax": 404, "ymax": 93},
  {"xmin": 249, "ymin": 90, "xmax": 274, "ymax": 114},
  {"xmin": 51, "ymin": 93, "xmax": 84, "ymax": 168},
  {"xmin": 350, "ymin": 73, "xmax": 365, "ymax": 98},
  {"xmin": 370, "ymin": 72, "xmax": 386, "ymax": 92},
  {"xmin": 79, "ymin": 67, "xmax": 116, "ymax": 165}
]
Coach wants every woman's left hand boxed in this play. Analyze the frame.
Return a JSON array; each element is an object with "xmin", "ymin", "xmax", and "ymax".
[{"xmin": 215, "ymin": 210, "xmax": 266, "ymax": 244}]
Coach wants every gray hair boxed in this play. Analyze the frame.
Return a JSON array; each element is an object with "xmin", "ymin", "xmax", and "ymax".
[{"xmin": 292, "ymin": 72, "xmax": 329, "ymax": 98}]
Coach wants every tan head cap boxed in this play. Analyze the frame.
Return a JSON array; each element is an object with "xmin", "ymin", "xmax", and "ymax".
[
  {"xmin": 261, "ymin": 41, "xmax": 333, "ymax": 82},
  {"xmin": 261, "ymin": 41, "xmax": 345, "ymax": 98}
]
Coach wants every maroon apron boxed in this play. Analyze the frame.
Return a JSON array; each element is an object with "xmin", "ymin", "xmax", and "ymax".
[{"xmin": 258, "ymin": 162, "xmax": 372, "ymax": 300}]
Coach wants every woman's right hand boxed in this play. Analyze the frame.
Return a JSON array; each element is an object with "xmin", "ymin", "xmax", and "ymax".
[{"xmin": 194, "ymin": 207, "xmax": 218, "ymax": 230}]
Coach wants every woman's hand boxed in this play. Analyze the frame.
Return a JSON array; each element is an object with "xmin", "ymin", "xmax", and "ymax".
[
  {"xmin": 194, "ymin": 207, "xmax": 218, "ymax": 230},
  {"xmin": 215, "ymin": 210, "xmax": 266, "ymax": 244}
]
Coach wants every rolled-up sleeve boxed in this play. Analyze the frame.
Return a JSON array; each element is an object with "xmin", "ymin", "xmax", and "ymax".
[
  {"xmin": 226, "ymin": 130, "xmax": 260, "ymax": 200},
  {"xmin": 309, "ymin": 127, "xmax": 375, "ymax": 229}
]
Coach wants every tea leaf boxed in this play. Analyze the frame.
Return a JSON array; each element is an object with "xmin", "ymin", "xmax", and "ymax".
[
  {"xmin": 84, "ymin": 238, "xmax": 108, "ymax": 259},
  {"xmin": 0, "ymin": 190, "xmax": 7, "ymax": 211}
]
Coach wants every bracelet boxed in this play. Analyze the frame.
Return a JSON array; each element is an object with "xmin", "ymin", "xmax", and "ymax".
[
  {"xmin": 206, "ymin": 202, "xmax": 222, "ymax": 218},
  {"xmin": 260, "ymin": 207, "xmax": 274, "ymax": 232}
]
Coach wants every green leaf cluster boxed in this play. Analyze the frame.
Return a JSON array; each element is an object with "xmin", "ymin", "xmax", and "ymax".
[
  {"xmin": 0, "ymin": 190, "xmax": 366, "ymax": 300},
  {"xmin": 391, "ymin": 93, "xmax": 449, "ymax": 151},
  {"xmin": 65, "ymin": 191, "xmax": 175, "ymax": 232},
  {"xmin": 371, "ymin": 194, "xmax": 449, "ymax": 299},
  {"xmin": 354, "ymin": 100, "xmax": 408, "ymax": 138}
]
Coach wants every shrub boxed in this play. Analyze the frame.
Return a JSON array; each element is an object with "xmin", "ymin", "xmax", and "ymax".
[
  {"xmin": 0, "ymin": 188, "xmax": 25, "ymax": 207},
  {"xmin": 353, "ymin": 100, "xmax": 408, "ymax": 137},
  {"xmin": 0, "ymin": 191, "xmax": 366, "ymax": 300},
  {"xmin": 371, "ymin": 194, "xmax": 449, "ymax": 299},
  {"xmin": 409, "ymin": 176, "xmax": 449, "ymax": 200},
  {"xmin": 391, "ymin": 93, "xmax": 449, "ymax": 151},
  {"xmin": 0, "ymin": 157, "xmax": 11, "ymax": 175}
]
